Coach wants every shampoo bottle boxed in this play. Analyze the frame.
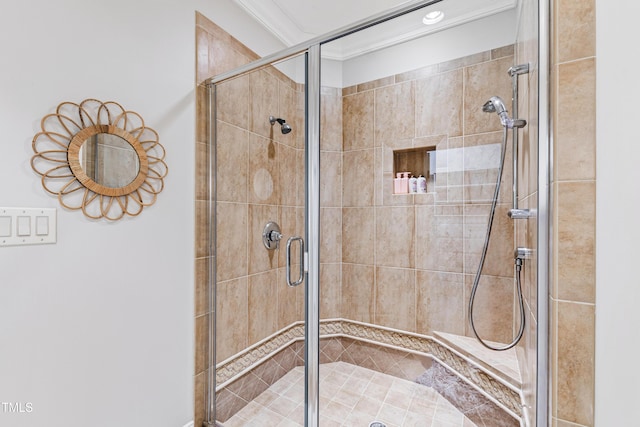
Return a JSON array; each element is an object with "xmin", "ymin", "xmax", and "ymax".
[
  {"xmin": 409, "ymin": 174, "xmax": 418, "ymax": 193},
  {"xmin": 417, "ymin": 175, "xmax": 427, "ymax": 193},
  {"xmin": 393, "ymin": 172, "xmax": 404, "ymax": 194},
  {"xmin": 401, "ymin": 172, "xmax": 409, "ymax": 193}
]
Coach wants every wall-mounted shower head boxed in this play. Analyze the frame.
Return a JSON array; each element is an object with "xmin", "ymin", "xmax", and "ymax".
[
  {"xmin": 482, "ymin": 96, "xmax": 526, "ymax": 129},
  {"xmin": 269, "ymin": 116, "xmax": 292, "ymax": 134}
]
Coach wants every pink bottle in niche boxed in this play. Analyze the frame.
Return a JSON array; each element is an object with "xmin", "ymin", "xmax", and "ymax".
[
  {"xmin": 394, "ymin": 172, "xmax": 413, "ymax": 194},
  {"xmin": 401, "ymin": 172, "xmax": 410, "ymax": 193},
  {"xmin": 393, "ymin": 172, "xmax": 404, "ymax": 194}
]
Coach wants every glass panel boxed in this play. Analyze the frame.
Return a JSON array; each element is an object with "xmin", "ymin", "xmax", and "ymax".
[
  {"xmin": 319, "ymin": 2, "xmax": 534, "ymax": 426},
  {"xmin": 213, "ymin": 53, "xmax": 307, "ymax": 425}
]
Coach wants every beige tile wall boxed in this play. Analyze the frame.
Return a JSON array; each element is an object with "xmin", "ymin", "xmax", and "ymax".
[
  {"xmin": 213, "ymin": 64, "xmax": 307, "ymax": 357},
  {"xmin": 340, "ymin": 47, "xmax": 518, "ymax": 344},
  {"xmin": 195, "ymin": 13, "xmax": 307, "ymax": 425},
  {"xmin": 551, "ymin": 0, "xmax": 596, "ymax": 425}
]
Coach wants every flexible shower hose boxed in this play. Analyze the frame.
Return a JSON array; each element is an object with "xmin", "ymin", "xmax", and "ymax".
[{"xmin": 468, "ymin": 125, "xmax": 526, "ymax": 351}]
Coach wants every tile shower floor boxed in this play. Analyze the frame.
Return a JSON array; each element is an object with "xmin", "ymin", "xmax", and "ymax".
[{"xmin": 223, "ymin": 361, "xmax": 478, "ymax": 427}]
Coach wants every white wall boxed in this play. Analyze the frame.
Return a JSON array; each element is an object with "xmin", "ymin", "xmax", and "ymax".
[
  {"xmin": 595, "ymin": 0, "xmax": 640, "ymax": 424},
  {"xmin": 0, "ymin": 2, "xmax": 282, "ymax": 427}
]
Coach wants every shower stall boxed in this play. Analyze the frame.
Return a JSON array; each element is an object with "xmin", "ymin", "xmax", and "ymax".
[{"xmin": 197, "ymin": 0, "xmax": 548, "ymax": 425}]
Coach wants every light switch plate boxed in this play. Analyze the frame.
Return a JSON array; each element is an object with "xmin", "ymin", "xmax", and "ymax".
[{"xmin": 0, "ymin": 208, "xmax": 56, "ymax": 247}]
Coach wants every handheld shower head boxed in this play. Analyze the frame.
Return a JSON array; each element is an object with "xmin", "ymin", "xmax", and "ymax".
[
  {"xmin": 482, "ymin": 96, "xmax": 508, "ymax": 115},
  {"xmin": 269, "ymin": 116, "xmax": 292, "ymax": 134},
  {"xmin": 482, "ymin": 96, "xmax": 525, "ymax": 128}
]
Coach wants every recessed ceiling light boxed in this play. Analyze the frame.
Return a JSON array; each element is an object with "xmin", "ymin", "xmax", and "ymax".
[{"xmin": 422, "ymin": 10, "xmax": 444, "ymax": 25}]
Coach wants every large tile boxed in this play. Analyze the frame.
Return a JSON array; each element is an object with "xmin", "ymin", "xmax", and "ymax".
[
  {"xmin": 250, "ymin": 69, "xmax": 280, "ymax": 139},
  {"xmin": 375, "ymin": 267, "xmax": 416, "ymax": 332},
  {"xmin": 463, "ymin": 204, "xmax": 513, "ymax": 278},
  {"xmin": 555, "ymin": 58, "xmax": 596, "ymax": 181},
  {"xmin": 555, "ymin": 181, "xmax": 595, "ymax": 303},
  {"xmin": 321, "ymin": 87, "xmax": 343, "ymax": 152},
  {"xmin": 556, "ymin": 301, "xmax": 595, "ymax": 426},
  {"xmin": 279, "ymin": 144, "xmax": 302, "ymax": 207},
  {"xmin": 216, "ymin": 277, "xmax": 248, "ymax": 361},
  {"xmin": 374, "ymin": 81, "xmax": 415, "ymax": 146},
  {"xmin": 278, "ymin": 206, "xmax": 303, "ymax": 268},
  {"xmin": 320, "ymin": 150, "xmax": 342, "ymax": 208},
  {"xmin": 415, "ymin": 69, "xmax": 463, "ymax": 138},
  {"xmin": 320, "ymin": 263, "xmax": 342, "ymax": 319},
  {"xmin": 341, "ymin": 264, "xmax": 375, "ymax": 323},
  {"xmin": 464, "ymin": 274, "xmax": 515, "ymax": 344},
  {"xmin": 277, "ymin": 267, "xmax": 304, "ymax": 328},
  {"xmin": 555, "ymin": 0, "xmax": 595, "ymax": 63},
  {"xmin": 463, "ymin": 131, "xmax": 512, "ymax": 205},
  {"xmin": 249, "ymin": 134, "xmax": 279, "ymax": 205},
  {"xmin": 343, "ymin": 149, "xmax": 375, "ymax": 207},
  {"xmin": 216, "ymin": 202, "xmax": 248, "ymax": 282},
  {"xmin": 277, "ymin": 78, "xmax": 302, "ymax": 147},
  {"xmin": 415, "ymin": 205, "xmax": 464, "ymax": 273},
  {"xmin": 375, "ymin": 206, "xmax": 415, "ymax": 269},
  {"xmin": 342, "ymin": 208, "xmax": 375, "ymax": 265},
  {"xmin": 248, "ymin": 270, "xmax": 279, "ymax": 345},
  {"xmin": 463, "ymin": 56, "xmax": 513, "ymax": 135},
  {"xmin": 216, "ymin": 121, "xmax": 248, "ymax": 203},
  {"xmin": 342, "ymin": 91, "xmax": 375, "ymax": 151},
  {"xmin": 416, "ymin": 271, "xmax": 465, "ymax": 336},
  {"xmin": 320, "ymin": 208, "xmax": 342, "ymax": 264},
  {"xmin": 216, "ymin": 73, "xmax": 250, "ymax": 130}
]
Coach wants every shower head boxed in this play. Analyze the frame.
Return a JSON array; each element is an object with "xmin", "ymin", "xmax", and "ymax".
[
  {"xmin": 269, "ymin": 116, "xmax": 292, "ymax": 134},
  {"xmin": 482, "ymin": 96, "xmax": 508, "ymax": 115},
  {"xmin": 481, "ymin": 96, "xmax": 526, "ymax": 129}
]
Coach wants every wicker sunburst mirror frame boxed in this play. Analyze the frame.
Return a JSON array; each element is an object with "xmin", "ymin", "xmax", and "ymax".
[{"xmin": 31, "ymin": 99, "xmax": 168, "ymax": 220}]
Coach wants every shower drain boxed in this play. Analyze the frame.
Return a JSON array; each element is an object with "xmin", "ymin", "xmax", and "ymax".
[{"xmin": 369, "ymin": 422, "xmax": 387, "ymax": 427}]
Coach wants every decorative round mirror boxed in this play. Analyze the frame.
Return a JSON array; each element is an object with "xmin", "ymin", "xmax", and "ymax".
[{"xmin": 31, "ymin": 99, "xmax": 168, "ymax": 220}]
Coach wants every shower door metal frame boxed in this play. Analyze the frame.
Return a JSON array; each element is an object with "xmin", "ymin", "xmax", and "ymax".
[
  {"xmin": 203, "ymin": 0, "xmax": 550, "ymax": 425},
  {"xmin": 537, "ymin": 0, "xmax": 551, "ymax": 425}
]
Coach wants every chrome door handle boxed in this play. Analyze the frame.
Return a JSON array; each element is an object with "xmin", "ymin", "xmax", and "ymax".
[{"xmin": 286, "ymin": 236, "xmax": 304, "ymax": 287}]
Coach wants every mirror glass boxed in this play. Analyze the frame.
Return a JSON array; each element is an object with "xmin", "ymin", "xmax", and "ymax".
[{"xmin": 79, "ymin": 133, "xmax": 140, "ymax": 188}]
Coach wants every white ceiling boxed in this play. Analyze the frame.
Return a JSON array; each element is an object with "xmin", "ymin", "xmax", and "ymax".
[{"xmin": 232, "ymin": 0, "xmax": 517, "ymax": 60}]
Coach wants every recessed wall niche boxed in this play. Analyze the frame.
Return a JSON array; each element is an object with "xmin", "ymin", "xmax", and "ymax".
[{"xmin": 392, "ymin": 146, "xmax": 436, "ymax": 195}]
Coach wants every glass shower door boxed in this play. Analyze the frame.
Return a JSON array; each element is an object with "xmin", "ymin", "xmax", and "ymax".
[{"xmin": 212, "ymin": 53, "xmax": 311, "ymax": 425}]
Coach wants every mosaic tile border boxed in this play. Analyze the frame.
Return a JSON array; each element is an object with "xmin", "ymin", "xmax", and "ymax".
[
  {"xmin": 216, "ymin": 322, "xmax": 305, "ymax": 387},
  {"xmin": 215, "ymin": 319, "xmax": 522, "ymax": 420}
]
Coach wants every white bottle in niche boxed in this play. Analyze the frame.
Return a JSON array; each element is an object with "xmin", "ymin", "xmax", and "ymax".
[
  {"xmin": 417, "ymin": 175, "xmax": 427, "ymax": 193},
  {"xmin": 408, "ymin": 174, "xmax": 418, "ymax": 193}
]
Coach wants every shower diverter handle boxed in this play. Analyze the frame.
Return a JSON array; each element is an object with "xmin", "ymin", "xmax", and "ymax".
[{"xmin": 286, "ymin": 236, "xmax": 304, "ymax": 287}]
